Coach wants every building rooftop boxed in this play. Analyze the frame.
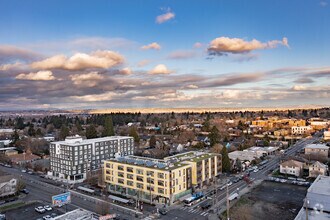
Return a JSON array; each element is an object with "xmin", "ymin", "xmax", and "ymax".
[
  {"xmin": 305, "ymin": 144, "xmax": 329, "ymax": 150},
  {"xmin": 308, "ymin": 175, "xmax": 330, "ymax": 196},
  {"xmin": 51, "ymin": 135, "xmax": 133, "ymax": 146},
  {"xmin": 53, "ymin": 208, "xmax": 97, "ymax": 220}
]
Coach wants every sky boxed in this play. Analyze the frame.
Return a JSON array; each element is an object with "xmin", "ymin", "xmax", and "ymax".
[{"xmin": 0, "ymin": 0, "xmax": 329, "ymax": 110}]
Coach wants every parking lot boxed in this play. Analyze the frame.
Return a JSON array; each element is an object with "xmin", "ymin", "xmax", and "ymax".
[{"xmin": 3, "ymin": 202, "xmax": 63, "ymax": 220}]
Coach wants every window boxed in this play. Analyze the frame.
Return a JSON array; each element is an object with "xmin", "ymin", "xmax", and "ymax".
[
  {"xmin": 118, "ymin": 172, "xmax": 124, "ymax": 178},
  {"xmin": 147, "ymin": 171, "xmax": 154, "ymax": 176},
  {"xmin": 137, "ymin": 169, "xmax": 144, "ymax": 175},
  {"xmin": 118, "ymin": 178, "xmax": 124, "ymax": 184},
  {"xmin": 118, "ymin": 165, "xmax": 124, "ymax": 171},
  {"xmin": 137, "ymin": 176, "xmax": 144, "ymax": 182},
  {"xmin": 158, "ymin": 188, "xmax": 164, "ymax": 194},
  {"xmin": 127, "ymin": 167, "xmax": 133, "ymax": 173},
  {"xmin": 127, "ymin": 174, "xmax": 133, "ymax": 180},
  {"xmin": 137, "ymin": 183, "xmax": 143, "ymax": 189},
  {"xmin": 157, "ymin": 173, "xmax": 164, "ymax": 179},
  {"xmin": 158, "ymin": 180, "xmax": 164, "ymax": 186},
  {"xmin": 127, "ymin": 180, "xmax": 134, "ymax": 186}
]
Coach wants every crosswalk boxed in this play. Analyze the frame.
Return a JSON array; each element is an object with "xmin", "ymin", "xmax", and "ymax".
[{"xmin": 179, "ymin": 206, "xmax": 209, "ymax": 216}]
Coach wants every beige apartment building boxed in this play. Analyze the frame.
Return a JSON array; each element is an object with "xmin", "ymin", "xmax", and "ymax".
[
  {"xmin": 103, "ymin": 152, "xmax": 222, "ymax": 205},
  {"xmin": 304, "ymin": 144, "xmax": 329, "ymax": 162}
]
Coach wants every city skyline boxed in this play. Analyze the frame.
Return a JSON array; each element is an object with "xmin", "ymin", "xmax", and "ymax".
[{"xmin": 0, "ymin": 0, "xmax": 329, "ymax": 110}]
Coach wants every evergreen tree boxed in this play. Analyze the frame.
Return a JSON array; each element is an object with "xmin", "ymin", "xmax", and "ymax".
[
  {"xmin": 221, "ymin": 146, "xmax": 231, "ymax": 173},
  {"xmin": 11, "ymin": 129, "xmax": 19, "ymax": 146},
  {"xmin": 149, "ymin": 135, "xmax": 156, "ymax": 147},
  {"xmin": 28, "ymin": 124, "xmax": 36, "ymax": 136},
  {"xmin": 208, "ymin": 126, "xmax": 220, "ymax": 146},
  {"xmin": 59, "ymin": 125, "xmax": 70, "ymax": 140},
  {"xmin": 86, "ymin": 125, "xmax": 98, "ymax": 139},
  {"xmin": 102, "ymin": 116, "xmax": 114, "ymax": 137},
  {"xmin": 129, "ymin": 127, "xmax": 140, "ymax": 143}
]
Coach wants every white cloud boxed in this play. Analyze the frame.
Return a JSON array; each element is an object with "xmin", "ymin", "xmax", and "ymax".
[
  {"xmin": 120, "ymin": 67, "xmax": 132, "ymax": 75},
  {"xmin": 137, "ymin": 59, "xmax": 151, "ymax": 67},
  {"xmin": 16, "ymin": 70, "xmax": 55, "ymax": 81},
  {"xmin": 0, "ymin": 62, "xmax": 23, "ymax": 71},
  {"xmin": 156, "ymin": 8, "xmax": 175, "ymax": 24},
  {"xmin": 31, "ymin": 50, "xmax": 124, "ymax": 70},
  {"xmin": 186, "ymin": 84, "xmax": 199, "ymax": 89},
  {"xmin": 208, "ymin": 37, "xmax": 289, "ymax": 55},
  {"xmin": 149, "ymin": 64, "xmax": 172, "ymax": 75},
  {"xmin": 141, "ymin": 42, "xmax": 161, "ymax": 50},
  {"xmin": 70, "ymin": 72, "xmax": 104, "ymax": 87},
  {"xmin": 193, "ymin": 42, "xmax": 203, "ymax": 48}
]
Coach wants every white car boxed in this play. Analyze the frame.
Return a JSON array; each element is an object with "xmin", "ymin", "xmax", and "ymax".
[
  {"xmin": 43, "ymin": 215, "xmax": 52, "ymax": 220},
  {"xmin": 227, "ymin": 181, "xmax": 233, "ymax": 186},
  {"xmin": 44, "ymin": 205, "xmax": 52, "ymax": 211},
  {"xmin": 21, "ymin": 169, "xmax": 27, "ymax": 173},
  {"xmin": 253, "ymin": 169, "xmax": 259, "ymax": 173},
  {"xmin": 35, "ymin": 206, "xmax": 46, "ymax": 213}
]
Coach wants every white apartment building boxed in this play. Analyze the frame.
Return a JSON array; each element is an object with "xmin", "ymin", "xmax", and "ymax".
[
  {"xmin": 280, "ymin": 159, "xmax": 304, "ymax": 177},
  {"xmin": 48, "ymin": 135, "xmax": 134, "ymax": 183},
  {"xmin": 291, "ymin": 126, "xmax": 312, "ymax": 135}
]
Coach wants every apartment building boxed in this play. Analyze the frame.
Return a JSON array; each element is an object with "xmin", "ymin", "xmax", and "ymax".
[
  {"xmin": 304, "ymin": 144, "xmax": 329, "ymax": 162},
  {"xmin": 103, "ymin": 151, "xmax": 221, "ymax": 205},
  {"xmin": 280, "ymin": 159, "xmax": 304, "ymax": 177},
  {"xmin": 309, "ymin": 161, "xmax": 328, "ymax": 178},
  {"xmin": 49, "ymin": 135, "xmax": 134, "ymax": 183},
  {"xmin": 291, "ymin": 126, "xmax": 312, "ymax": 135}
]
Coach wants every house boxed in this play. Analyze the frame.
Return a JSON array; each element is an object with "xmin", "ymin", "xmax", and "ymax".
[
  {"xmin": 274, "ymin": 129, "xmax": 289, "ymax": 137},
  {"xmin": 310, "ymin": 118, "xmax": 329, "ymax": 130},
  {"xmin": 304, "ymin": 144, "xmax": 329, "ymax": 162},
  {"xmin": 324, "ymin": 129, "xmax": 330, "ymax": 141},
  {"xmin": 309, "ymin": 161, "xmax": 328, "ymax": 178},
  {"xmin": 0, "ymin": 171, "xmax": 17, "ymax": 198},
  {"xmin": 280, "ymin": 159, "xmax": 304, "ymax": 177}
]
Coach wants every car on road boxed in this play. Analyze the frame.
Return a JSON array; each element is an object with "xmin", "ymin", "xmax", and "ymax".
[
  {"xmin": 21, "ymin": 169, "xmax": 27, "ymax": 173},
  {"xmin": 253, "ymin": 169, "xmax": 259, "ymax": 173},
  {"xmin": 44, "ymin": 205, "xmax": 52, "ymax": 211},
  {"xmin": 50, "ymin": 213, "xmax": 57, "ymax": 218},
  {"xmin": 42, "ymin": 215, "xmax": 52, "ymax": 220},
  {"xmin": 158, "ymin": 208, "xmax": 168, "ymax": 215},
  {"xmin": 201, "ymin": 201, "xmax": 212, "ymax": 210},
  {"xmin": 20, "ymin": 188, "xmax": 29, "ymax": 194},
  {"xmin": 28, "ymin": 171, "xmax": 34, "ymax": 175},
  {"xmin": 35, "ymin": 206, "xmax": 46, "ymax": 213},
  {"xmin": 231, "ymin": 177, "xmax": 240, "ymax": 183},
  {"xmin": 5, "ymin": 197, "xmax": 17, "ymax": 203},
  {"xmin": 4, "ymin": 164, "xmax": 12, "ymax": 168}
]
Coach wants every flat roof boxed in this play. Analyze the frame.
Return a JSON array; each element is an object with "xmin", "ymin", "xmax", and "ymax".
[
  {"xmin": 305, "ymin": 144, "xmax": 329, "ymax": 150},
  {"xmin": 53, "ymin": 208, "xmax": 96, "ymax": 220},
  {"xmin": 51, "ymin": 136, "xmax": 133, "ymax": 146},
  {"xmin": 308, "ymin": 175, "xmax": 330, "ymax": 196}
]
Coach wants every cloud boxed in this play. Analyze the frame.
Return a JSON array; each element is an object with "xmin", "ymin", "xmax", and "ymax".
[
  {"xmin": 193, "ymin": 42, "xmax": 203, "ymax": 48},
  {"xmin": 16, "ymin": 70, "xmax": 55, "ymax": 81},
  {"xmin": 141, "ymin": 42, "xmax": 161, "ymax": 50},
  {"xmin": 137, "ymin": 59, "xmax": 151, "ymax": 67},
  {"xmin": 0, "ymin": 62, "xmax": 24, "ymax": 71},
  {"xmin": 167, "ymin": 50, "xmax": 196, "ymax": 59},
  {"xmin": 186, "ymin": 84, "xmax": 199, "ymax": 89},
  {"xmin": 70, "ymin": 71, "xmax": 104, "ymax": 87},
  {"xmin": 149, "ymin": 64, "xmax": 172, "ymax": 74},
  {"xmin": 120, "ymin": 67, "xmax": 132, "ymax": 75},
  {"xmin": 231, "ymin": 53, "xmax": 259, "ymax": 62},
  {"xmin": 156, "ymin": 8, "xmax": 175, "ymax": 24},
  {"xmin": 207, "ymin": 37, "xmax": 289, "ymax": 56},
  {"xmin": 0, "ymin": 45, "xmax": 40, "ymax": 63},
  {"xmin": 294, "ymin": 77, "xmax": 314, "ymax": 84},
  {"xmin": 31, "ymin": 50, "xmax": 124, "ymax": 70}
]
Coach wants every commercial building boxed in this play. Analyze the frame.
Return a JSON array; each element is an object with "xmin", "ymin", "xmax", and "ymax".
[
  {"xmin": 48, "ymin": 135, "xmax": 134, "ymax": 183},
  {"xmin": 291, "ymin": 126, "xmax": 313, "ymax": 135},
  {"xmin": 228, "ymin": 150, "xmax": 258, "ymax": 163},
  {"xmin": 295, "ymin": 175, "xmax": 330, "ymax": 220},
  {"xmin": 0, "ymin": 171, "xmax": 17, "ymax": 198},
  {"xmin": 304, "ymin": 144, "xmax": 329, "ymax": 162},
  {"xmin": 103, "ymin": 151, "xmax": 221, "ymax": 205},
  {"xmin": 324, "ymin": 129, "xmax": 330, "ymax": 141},
  {"xmin": 244, "ymin": 146, "xmax": 279, "ymax": 157}
]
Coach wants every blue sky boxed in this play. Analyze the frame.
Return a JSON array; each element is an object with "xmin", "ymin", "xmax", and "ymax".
[{"xmin": 0, "ymin": 0, "xmax": 329, "ymax": 110}]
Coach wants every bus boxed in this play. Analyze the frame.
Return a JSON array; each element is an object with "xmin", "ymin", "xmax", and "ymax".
[{"xmin": 183, "ymin": 192, "xmax": 204, "ymax": 206}]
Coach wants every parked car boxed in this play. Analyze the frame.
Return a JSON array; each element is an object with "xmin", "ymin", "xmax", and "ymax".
[
  {"xmin": 35, "ymin": 206, "xmax": 46, "ymax": 213},
  {"xmin": 20, "ymin": 189, "xmax": 29, "ymax": 194},
  {"xmin": 21, "ymin": 169, "xmax": 27, "ymax": 173},
  {"xmin": 5, "ymin": 197, "xmax": 17, "ymax": 203},
  {"xmin": 50, "ymin": 213, "xmax": 57, "ymax": 218},
  {"xmin": 201, "ymin": 201, "xmax": 212, "ymax": 210},
  {"xmin": 44, "ymin": 205, "xmax": 52, "ymax": 211},
  {"xmin": 158, "ymin": 208, "xmax": 168, "ymax": 215},
  {"xmin": 27, "ymin": 171, "xmax": 34, "ymax": 175},
  {"xmin": 253, "ymin": 169, "xmax": 259, "ymax": 173},
  {"xmin": 42, "ymin": 215, "xmax": 52, "ymax": 220},
  {"xmin": 0, "ymin": 213, "xmax": 5, "ymax": 220}
]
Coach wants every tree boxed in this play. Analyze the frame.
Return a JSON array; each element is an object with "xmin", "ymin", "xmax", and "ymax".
[
  {"xmin": 221, "ymin": 146, "xmax": 231, "ymax": 173},
  {"xmin": 59, "ymin": 125, "xmax": 70, "ymax": 140},
  {"xmin": 208, "ymin": 126, "xmax": 220, "ymax": 146},
  {"xmin": 235, "ymin": 158, "xmax": 242, "ymax": 172},
  {"xmin": 129, "ymin": 127, "xmax": 140, "ymax": 143},
  {"xmin": 149, "ymin": 135, "xmax": 156, "ymax": 147},
  {"xmin": 86, "ymin": 125, "xmax": 98, "ymax": 139},
  {"xmin": 210, "ymin": 143, "xmax": 223, "ymax": 154},
  {"xmin": 16, "ymin": 179, "xmax": 26, "ymax": 192},
  {"xmin": 11, "ymin": 129, "xmax": 20, "ymax": 146},
  {"xmin": 27, "ymin": 124, "xmax": 36, "ymax": 136},
  {"xmin": 102, "ymin": 116, "xmax": 114, "ymax": 137}
]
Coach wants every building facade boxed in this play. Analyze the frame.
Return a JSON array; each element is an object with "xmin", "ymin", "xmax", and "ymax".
[
  {"xmin": 49, "ymin": 135, "xmax": 134, "ymax": 183},
  {"xmin": 309, "ymin": 161, "xmax": 328, "ymax": 178},
  {"xmin": 103, "ymin": 152, "xmax": 221, "ymax": 205},
  {"xmin": 304, "ymin": 144, "xmax": 329, "ymax": 162},
  {"xmin": 280, "ymin": 159, "xmax": 304, "ymax": 177},
  {"xmin": 291, "ymin": 126, "xmax": 312, "ymax": 135},
  {"xmin": 0, "ymin": 172, "xmax": 17, "ymax": 198}
]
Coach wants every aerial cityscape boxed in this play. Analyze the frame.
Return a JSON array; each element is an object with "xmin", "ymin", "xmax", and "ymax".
[{"xmin": 0, "ymin": 1, "xmax": 329, "ymax": 220}]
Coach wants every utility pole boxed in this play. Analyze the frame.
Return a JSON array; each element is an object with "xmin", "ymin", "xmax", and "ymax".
[{"xmin": 226, "ymin": 180, "xmax": 230, "ymax": 220}]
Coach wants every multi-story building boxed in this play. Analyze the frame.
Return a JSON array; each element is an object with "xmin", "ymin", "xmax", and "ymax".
[
  {"xmin": 280, "ymin": 159, "xmax": 304, "ymax": 177},
  {"xmin": 0, "ymin": 171, "xmax": 17, "ymax": 198},
  {"xmin": 103, "ymin": 151, "xmax": 221, "ymax": 205},
  {"xmin": 304, "ymin": 144, "xmax": 329, "ymax": 162},
  {"xmin": 309, "ymin": 161, "xmax": 328, "ymax": 178},
  {"xmin": 291, "ymin": 126, "xmax": 312, "ymax": 135},
  {"xmin": 324, "ymin": 129, "xmax": 330, "ymax": 141},
  {"xmin": 49, "ymin": 135, "xmax": 134, "ymax": 183}
]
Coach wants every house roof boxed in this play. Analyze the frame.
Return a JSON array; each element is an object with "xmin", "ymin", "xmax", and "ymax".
[
  {"xmin": 310, "ymin": 161, "xmax": 327, "ymax": 169},
  {"xmin": 281, "ymin": 159, "xmax": 303, "ymax": 168}
]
